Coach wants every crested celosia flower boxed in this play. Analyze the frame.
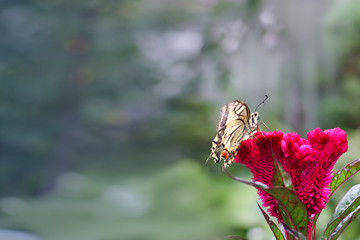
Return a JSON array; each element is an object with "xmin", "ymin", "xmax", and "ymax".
[{"xmin": 234, "ymin": 128, "xmax": 348, "ymax": 221}]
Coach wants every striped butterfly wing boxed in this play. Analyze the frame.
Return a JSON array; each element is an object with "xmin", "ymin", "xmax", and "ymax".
[
  {"xmin": 205, "ymin": 103, "xmax": 230, "ymax": 164},
  {"xmin": 220, "ymin": 101, "xmax": 251, "ymax": 167},
  {"xmin": 222, "ymin": 101, "xmax": 250, "ymax": 126},
  {"xmin": 206, "ymin": 100, "xmax": 253, "ymax": 167}
]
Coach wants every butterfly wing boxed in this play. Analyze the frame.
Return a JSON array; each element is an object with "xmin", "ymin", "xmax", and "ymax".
[
  {"xmin": 205, "ymin": 102, "xmax": 231, "ymax": 164},
  {"xmin": 223, "ymin": 100, "xmax": 250, "ymax": 125},
  {"xmin": 216, "ymin": 100, "xmax": 250, "ymax": 144},
  {"xmin": 221, "ymin": 120, "xmax": 252, "ymax": 167},
  {"xmin": 206, "ymin": 100, "xmax": 252, "ymax": 167},
  {"xmin": 206, "ymin": 134, "xmax": 223, "ymax": 164}
]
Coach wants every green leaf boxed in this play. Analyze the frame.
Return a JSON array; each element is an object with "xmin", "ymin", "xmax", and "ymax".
[
  {"xmin": 265, "ymin": 187, "xmax": 308, "ymax": 237},
  {"xmin": 329, "ymin": 159, "xmax": 360, "ymax": 198},
  {"xmin": 258, "ymin": 203, "xmax": 285, "ymax": 240},
  {"xmin": 323, "ymin": 184, "xmax": 360, "ymax": 240}
]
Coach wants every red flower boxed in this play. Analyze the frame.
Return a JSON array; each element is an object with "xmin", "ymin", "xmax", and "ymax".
[{"xmin": 234, "ymin": 128, "xmax": 348, "ymax": 221}]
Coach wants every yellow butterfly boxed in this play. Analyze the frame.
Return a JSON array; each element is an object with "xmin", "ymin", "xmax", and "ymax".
[{"xmin": 205, "ymin": 96, "xmax": 267, "ymax": 168}]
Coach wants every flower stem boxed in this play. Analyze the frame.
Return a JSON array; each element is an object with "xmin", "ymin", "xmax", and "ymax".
[{"xmin": 307, "ymin": 222, "xmax": 313, "ymax": 240}]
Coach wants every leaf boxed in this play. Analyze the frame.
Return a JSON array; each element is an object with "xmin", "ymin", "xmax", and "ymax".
[
  {"xmin": 323, "ymin": 184, "xmax": 360, "ymax": 240},
  {"xmin": 281, "ymin": 222, "xmax": 307, "ymax": 240},
  {"xmin": 265, "ymin": 187, "xmax": 308, "ymax": 236},
  {"xmin": 329, "ymin": 159, "xmax": 360, "ymax": 198},
  {"xmin": 223, "ymin": 167, "xmax": 308, "ymax": 236},
  {"xmin": 258, "ymin": 203, "xmax": 285, "ymax": 240},
  {"xmin": 313, "ymin": 159, "xmax": 360, "ymax": 236},
  {"xmin": 271, "ymin": 151, "xmax": 294, "ymax": 190}
]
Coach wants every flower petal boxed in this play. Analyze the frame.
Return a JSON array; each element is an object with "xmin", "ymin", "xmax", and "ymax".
[{"xmin": 234, "ymin": 128, "xmax": 348, "ymax": 220}]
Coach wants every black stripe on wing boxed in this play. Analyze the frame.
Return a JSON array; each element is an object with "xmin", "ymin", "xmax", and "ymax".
[{"xmin": 222, "ymin": 120, "xmax": 247, "ymax": 148}]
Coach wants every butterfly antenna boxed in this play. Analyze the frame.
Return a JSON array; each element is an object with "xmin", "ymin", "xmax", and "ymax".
[{"xmin": 254, "ymin": 95, "xmax": 268, "ymax": 112}]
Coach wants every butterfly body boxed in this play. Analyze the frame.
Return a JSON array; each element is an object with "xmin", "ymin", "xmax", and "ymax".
[{"xmin": 206, "ymin": 100, "xmax": 260, "ymax": 168}]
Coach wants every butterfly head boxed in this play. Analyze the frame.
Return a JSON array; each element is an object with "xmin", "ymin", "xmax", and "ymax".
[{"xmin": 249, "ymin": 112, "xmax": 259, "ymax": 131}]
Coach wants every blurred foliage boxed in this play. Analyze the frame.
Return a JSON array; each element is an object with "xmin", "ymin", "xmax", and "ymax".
[
  {"xmin": 0, "ymin": 161, "xmax": 271, "ymax": 240},
  {"xmin": 0, "ymin": 0, "xmax": 258, "ymax": 196},
  {"xmin": 0, "ymin": 156, "xmax": 359, "ymax": 240},
  {"xmin": 320, "ymin": 0, "xmax": 360, "ymax": 130},
  {"xmin": 326, "ymin": 0, "xmax": 360, "ymax": 60},
  {"xmin": 321, "ymin": 78, "xmax": 360, "ymax": 129},
  {"xmin": 1, "ymin": 0, "xmax": 360, "ymax": 239}
]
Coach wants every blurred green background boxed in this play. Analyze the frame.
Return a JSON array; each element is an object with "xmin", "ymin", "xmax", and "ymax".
[{"xmin": 1, "ymin": 0, "xmax": 360, "ymax": 239}]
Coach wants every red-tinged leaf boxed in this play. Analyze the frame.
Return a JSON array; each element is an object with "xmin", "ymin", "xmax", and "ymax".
[
  {"xmin": 329, "ymin": 159, "xmax": 360, "ymax": 198},
  {"xmin": 258, "ymin": 203, "xmax": 285, "ymax": 240},
  {"xmin": 265, "ymin": 187, "xmax": 308, "ymax": 236},
  {"xmin": 223, "ymin": 167, "xmax": 308, "ymax": 236},
  {"xmin": 323, "ymin": 184, "xmax": 360, "ymax": 240},
  {"xmin": 312, "ymin": 160, "xmax": 360, "ymax": 238},
  {"xmin": 281, "ymin": 222, "xmax": 307, "ymax": 240},
  {"xmin": 272, "ymin": 151, "xmax": 294, "ymax": 190}
]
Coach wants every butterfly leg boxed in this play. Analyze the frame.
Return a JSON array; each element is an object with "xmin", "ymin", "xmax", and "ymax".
[
  {"xmin": 203, "ymin": 155, "xmax": 212, "ymax": 165},
  {"xmin": 259, "ymin": 121, "xmax": 271, "ymax": 131}
]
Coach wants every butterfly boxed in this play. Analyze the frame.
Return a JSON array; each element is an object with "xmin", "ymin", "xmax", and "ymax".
[{"xmin": 205, "ymin": 96, "xmax": 268, "ymax": 168}]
